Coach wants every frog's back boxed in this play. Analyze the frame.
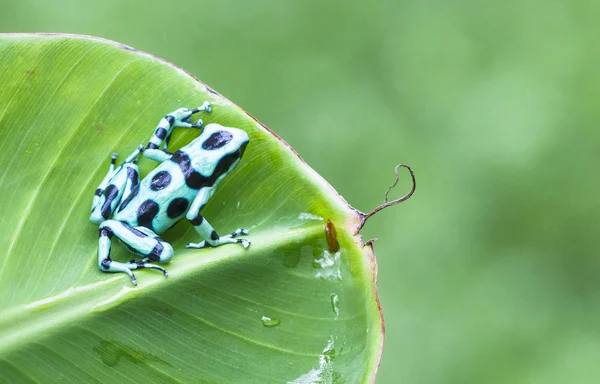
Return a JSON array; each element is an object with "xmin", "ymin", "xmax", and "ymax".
[
  {"xmin": 113, "ymin": 161, "xmax": 195, "ymax": 234},
  {"xmin": 113, "ymin": 124, "xmax": 249, "ymax": 234}
]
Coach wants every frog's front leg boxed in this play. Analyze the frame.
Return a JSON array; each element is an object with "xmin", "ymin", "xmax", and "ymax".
[
  {"xmin": 90, "ymin": 146, "xmax": 143, "ymax": 224},
  {"xmin": 184, "ymin": 187, "xmax": 250, "ymax": 249},
  {"xmin": 98, "ymin": 220, "xmax": 173, "ymax": 286},
  {"xmin": 144, "ymin": 102, "xmax": 211, "ymax": 162}
]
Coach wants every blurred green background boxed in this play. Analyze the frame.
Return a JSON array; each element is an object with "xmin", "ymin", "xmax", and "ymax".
[{"xmin": 2, "ymin": 0, "xmax": 599, "ymax": 382}]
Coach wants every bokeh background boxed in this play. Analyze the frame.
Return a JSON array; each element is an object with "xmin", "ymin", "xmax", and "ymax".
[{"xmin": 2, "ymin": 1, "xmax": 599, "ymax": 382}]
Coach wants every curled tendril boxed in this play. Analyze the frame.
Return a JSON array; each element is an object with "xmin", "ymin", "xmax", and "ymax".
[{"xmin": 359, "ymin": 164, "xmax": 416, "ymax": 230}]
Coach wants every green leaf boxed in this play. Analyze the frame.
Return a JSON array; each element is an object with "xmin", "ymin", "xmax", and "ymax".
[{"xmin": 0, "ymin": 34, "xmax": 382, "ymax": 383}]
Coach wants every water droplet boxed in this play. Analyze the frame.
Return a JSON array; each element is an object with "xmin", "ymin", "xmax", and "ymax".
[
  {"xmin": 313, "ymin": 250, "xmax": 342, "ymax": 280},
  {"xmin": 261, "ymin": 315, "xmax": 280, "ymax": 327},
  {"xmin": 236, "ymin": 201, "xmax": 241, "ymax": 209},
  {"xmin": 287, "ymin": 336, "xmax": 342, "ymax": 383},
  {"xmin": 321, "ymin": 337, "xmax": 336, "ymax": 362},
  {"xmin": 330, "ymin": 294, "xmax": 339, "ymax": 319}
]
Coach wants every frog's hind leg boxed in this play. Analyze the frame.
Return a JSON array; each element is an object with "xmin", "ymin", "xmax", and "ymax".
[
  {"xmin": 185, "ymin": 187, "xmax": 250, "ymax": 250},
  {"xmin": 90, "ymin": 146, "xmax": 143, "ymax": 224},
  {"xmin": 185, "ymin": 227, "xmax": 251, "ymax": 249},
  {"xmin": 98, "ymin": 220, "xmax": 173, "ymax": 286},
  {"xmin": 91, "ymin": 152, "xmax": 118, "ymax": 211}
]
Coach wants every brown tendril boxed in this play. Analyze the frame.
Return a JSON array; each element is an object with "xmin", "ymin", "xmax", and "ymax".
[{"xmin": 359, "ymin": 164, "xmax": 416, "ymax": 230}]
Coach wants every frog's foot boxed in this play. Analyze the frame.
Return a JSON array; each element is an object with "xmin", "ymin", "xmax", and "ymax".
[
  {"xmin": 229, "ymin": 228, "xmax": 249, "ymax": 238},
  {"xmin": 128, "ymin": 260, "xmax": 168, "ymax": 276},
  {"xmin": 191, "ymin": 101, "xmax": 212, "ymax": 115},
  {"xmin": 99, "ymin": 258, "xmax": 169, "ymax": 287},
  {"xmin": 174, "ymin": 117, "xmax": 203, "ymax": 129},
  {"xmin": 186, "ymin": 228, "xmax": 250, "ymax": 250},
  {"xmin": 190, "ymin": 119, "xmax": 204, "ymax": 129},
  {"xmin": 100, "ymin": 259, "xmax": 138, "ymax": 285},
  {"xmin": 181, "ymin": 101, "xmax": 211, "ymax": 125},
  {"xmin": 172, "ymin": 102, "xmax": 211, "ymax": 128}
]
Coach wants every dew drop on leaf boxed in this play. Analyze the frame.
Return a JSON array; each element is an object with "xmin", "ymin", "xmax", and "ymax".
[{"xmin": 261, "ymin": 315, "xmax": 281, "ymax": 327}]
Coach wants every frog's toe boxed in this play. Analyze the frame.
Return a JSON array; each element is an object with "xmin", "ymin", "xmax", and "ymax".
[
  {"xmin": 230, "ymin": 228, "xmax": 249, "ymax": 238},
  {"xmin": 237, "ymin": 239, "xmax": 251, "ymax": 249},
  {"xmin": 191, "ymin": 118, "xmax": 203, "ymax": 129},
  {"xmin": 228, "ymin": 229, "xmax": 250, "ymax": 248},
  {"xmin": 127, "ymin": 261, "xmax": 169, "ymax": 277},
  {"xmin": 187, "ymin": 235, "xmax": 250, "ymax": 250},
  {"xmin": 191, "ymin": 101, "xmax": 211, "ymax": 114}
]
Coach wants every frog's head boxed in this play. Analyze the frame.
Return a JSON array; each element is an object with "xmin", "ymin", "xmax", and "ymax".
[
  {"xmin": 199, "ymin": 123, "xmax": 249, "ymax": 153},
  {"xmin": 187, "ymin": 123, "xmax": 249, "ymax": 178}
]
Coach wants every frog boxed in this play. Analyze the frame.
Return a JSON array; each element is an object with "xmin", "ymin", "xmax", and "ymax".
[{"xmin": 89, "ymin": 102, "xmax": 250, "ymax": 286}]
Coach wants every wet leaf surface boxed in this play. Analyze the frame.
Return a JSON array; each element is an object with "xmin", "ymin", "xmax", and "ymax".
[{"xmin": 0, "ymin": 34, "xmax": 382, "ymax": 383}]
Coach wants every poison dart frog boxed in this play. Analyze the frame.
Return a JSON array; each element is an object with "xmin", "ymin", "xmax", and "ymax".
[{"xmin": 90, "ymin": 102, "xmax": 250, "ymax": 285}]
